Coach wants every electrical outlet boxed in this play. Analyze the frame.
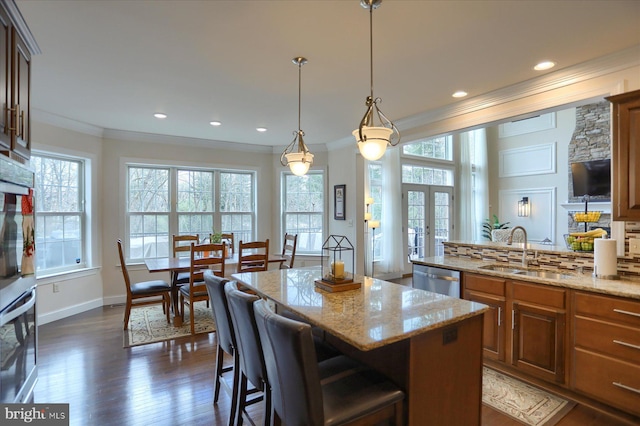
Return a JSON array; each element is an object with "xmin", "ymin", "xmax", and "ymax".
[
  {"xmin": 630, "ymin": 239, "xmax": 640, "ymax": 256},
  {"xmin": 53, "ymin": 283, "xmax": 60, "ymax": 293}
]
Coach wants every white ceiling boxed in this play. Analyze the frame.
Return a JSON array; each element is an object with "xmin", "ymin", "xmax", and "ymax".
[{"xmin": 16, "ymin": 0, "xmax": 640, "ymax": 150}]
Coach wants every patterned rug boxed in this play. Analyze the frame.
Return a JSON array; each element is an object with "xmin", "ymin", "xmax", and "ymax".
[
  {"xmin": 483, "ymin": 367, "xmax": 576, "ymax": 426},
  {"xmin": 123, "ymin": 301, "xmax": 216, "ymax": 348}
]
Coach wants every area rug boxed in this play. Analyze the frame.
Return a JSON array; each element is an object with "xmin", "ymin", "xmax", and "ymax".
[
  {"xmin": 123, "ymin": 301, "xmax": 216, "ymax": 348},
  {"xmin": 483, "ymin": 367, "xmax": 576, "ymax": 426}
]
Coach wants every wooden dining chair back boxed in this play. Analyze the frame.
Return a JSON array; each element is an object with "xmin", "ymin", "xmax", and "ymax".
[
  {"xmin": 224, "ymin": 281, "xmax": 270, "ymax": 426},
  {"xmin": 237, "ymin": 239, "xmax": 269, "ymax": 273},
  {"xmin": 117, "ymin": 239, "xmax": 171, "ymax": 330},
  {"xmin": 172, "ymin": 234, "xmax": 200, "ymax": 287},
  {"xmin": 203, "ymin": 271, "xmax": 240, "ymax": 426},
  {"xmin": 179, "ymin": 242, "xmax": 226, "ymax": 335},
  {"xmin": 279, "ymin": 233, "xmax": 298, "ymax": 269},
  {"xmin": 253, "ymin": 299, "xmax": 405, "ymax": 426}
]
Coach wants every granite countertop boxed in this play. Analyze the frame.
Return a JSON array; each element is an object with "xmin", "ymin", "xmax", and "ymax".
[
  {"xmin": 413, "ymin": 256, "xmax": 640, "ymax": 301},
  {"xmin": 232, "ymin": 267, "xmax": 488, "ymax": 351}
]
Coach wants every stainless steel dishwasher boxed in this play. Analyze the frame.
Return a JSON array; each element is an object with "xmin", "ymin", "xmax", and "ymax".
[{"xmin": 412, "ymin": 263, "xmax": 460, "ymax": 298}]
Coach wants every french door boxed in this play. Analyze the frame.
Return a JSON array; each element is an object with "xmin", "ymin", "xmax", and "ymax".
[{"xmin": 402, "ymin": 184, "xmax": 454, "ymax": 275}]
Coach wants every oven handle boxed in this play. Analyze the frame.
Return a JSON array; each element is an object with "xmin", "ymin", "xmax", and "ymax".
[{"xmin": 0, "ymin": 287, "xmax": 36, "ymax": 327}]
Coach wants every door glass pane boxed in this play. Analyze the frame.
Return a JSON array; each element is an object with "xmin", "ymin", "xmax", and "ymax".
[
  {"xmin": 407, "ymin": 190, "xmax": 426, "ymax": 260},
  {"xmin": 433, "ymin": 191, "xmax": 451, "ymax": 256}
]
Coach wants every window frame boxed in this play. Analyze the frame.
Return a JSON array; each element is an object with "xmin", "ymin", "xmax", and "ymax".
[
  {"xmin": 281, "ymin": 170, "xmax": 325, "ymax": 256},
  {"xmin": 125, "ymin": 163, "xmax": 256, "ymax": 262},
  {"xmin": 32, "ymin": 152, "xmax": 87, "ymax": 275}
]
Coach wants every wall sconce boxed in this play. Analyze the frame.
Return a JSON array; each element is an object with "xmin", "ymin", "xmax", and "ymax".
[{"xmin": 518, "ymin": 197, "xmax": 530, "ymax": 217}]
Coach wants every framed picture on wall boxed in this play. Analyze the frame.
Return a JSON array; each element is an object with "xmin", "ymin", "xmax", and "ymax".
[{"xmin": 334, "ymin": 184, "xmax": 346, "ymax": 220}]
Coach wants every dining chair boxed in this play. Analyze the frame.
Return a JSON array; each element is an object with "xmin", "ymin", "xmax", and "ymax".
[
  {"xmin": 237, "ymin": 239, "xmax": 269, "ymax": 273},
  {"xmin": 179, "ymin": 242, "xmax": 226, "ymax": 335},
  {"xmin": 221, "ymin": 233, "xmax": 235, "ymax": 255},
  {"xmin": 279, "ymin": 232, "xmax": 297, "ymax": 269},
  {"xmin": 117, "ymin": 239, "xmax": 171, "ymax": 330},
  {"xmin": 224, "ymin": 281, "xmax": 270, "ymax": 426},
  {"xmin": 172, "ymin": 234, "xmax": 200, "ymax": 287},
  {"xmin": 203, "ymin": 271, "xmax": 240, "ymax": 426},
  {"xmin": 253, "ymin": 299, "xmax": 405, "ymax": 426}
]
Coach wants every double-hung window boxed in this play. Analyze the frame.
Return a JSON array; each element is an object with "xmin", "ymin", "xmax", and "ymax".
[
  {"xmin": 32, "ymin": 154, "xmax": 86, "ymax": 274},
  {"xmin": 282, "ymin": 171, "xmax": 324, "ymax": 254},
  {"xmin": 126, "ymin": 165, "xmax": 255, "ymax": 261}
]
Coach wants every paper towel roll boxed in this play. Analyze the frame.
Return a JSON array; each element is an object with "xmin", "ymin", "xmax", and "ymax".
[{"xmin": 594, "ymin": 238, "xmax": 618, "ymax": 278}]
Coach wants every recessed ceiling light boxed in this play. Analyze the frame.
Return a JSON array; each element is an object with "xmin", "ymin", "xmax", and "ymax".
[
  {"xmin": 154, "ymin": 113, "xmax": 167, "ymax": 119},
  {"xmin": 210, "ymin": 121, "xmax": 221, "ymax": 126},
  {"xmin": 534, "ymin": 61, "xmax": 555, "ymax": 71},
  {"xmin": 256, "ymin": 127, "xmax": 267, "ymax": 132},
  {"xmin": 452, "ymin": 91, "xmax": 468, "ymax": 98}
]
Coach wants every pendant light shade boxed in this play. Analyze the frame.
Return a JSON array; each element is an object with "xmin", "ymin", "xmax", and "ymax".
[
  {"xmin": 353, "ymin": 0, "xmax": 399, "ymax": 161},
  {"xmin": 281, "ymin": 57, "xmax": 314, "ymax": 176}
]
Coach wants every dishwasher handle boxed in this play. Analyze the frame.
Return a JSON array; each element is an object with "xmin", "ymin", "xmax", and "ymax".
[{"xmin": 425, "ymin": 273, "xmax": 459, "ymax": 282}]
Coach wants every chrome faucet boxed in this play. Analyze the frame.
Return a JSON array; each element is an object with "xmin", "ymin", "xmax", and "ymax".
[{"xmin": 507, "ymin": 226, "xmax": 528, "ymax": 267}]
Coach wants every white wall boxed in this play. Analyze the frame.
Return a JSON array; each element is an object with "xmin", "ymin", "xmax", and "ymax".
[{"xmin": 486, "ymin": 108, "xmax": 575, "ymax": 244}]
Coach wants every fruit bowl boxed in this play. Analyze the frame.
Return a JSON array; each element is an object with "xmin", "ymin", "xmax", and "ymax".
[{"xmin": 564, "ymin": 234, "xmax": 595, "ymax": 252}]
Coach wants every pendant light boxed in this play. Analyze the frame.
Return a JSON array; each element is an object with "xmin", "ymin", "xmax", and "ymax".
[
  {"xmin": 353, "ymin": 0, "xmax": 400, "ymax": 161},
  {"xmin": 281, "ymin": 57, "xmax": 314, "ymax": 176}
]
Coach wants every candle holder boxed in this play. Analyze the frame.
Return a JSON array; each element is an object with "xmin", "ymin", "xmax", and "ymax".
[{"xmin": 315, "ymin": 235, "xmax": 361, "ymax": 292}]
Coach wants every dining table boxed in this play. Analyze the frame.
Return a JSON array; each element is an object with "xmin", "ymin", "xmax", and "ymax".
[
  {"xmin": 231, "ymin": 266, "xmax": 489, "ymax": 425},
  {"xmin": 145, "ymin": 253, "xmax": 286, "ymax": 326}
]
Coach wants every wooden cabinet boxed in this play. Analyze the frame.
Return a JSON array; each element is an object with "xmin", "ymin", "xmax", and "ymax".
[
  {"xmin": 510, "ymin": 281, "xmax": 567, "ymax": 384},
  {"xmin": 462, "ymin": 274, "xmax": 568, "ymax": 384},
  {"xmin": 0, "ymin": 0, "xmax": 35, "ymax": 161},
  {"xmin": 463, "ymin": 273, "xmax": 507, "ymax": 362},
  {"xmin": 572, "ymin": 291, "xmax": 640, "ymax": 416},
  {"xmin": 606, "ymin": 89, "xmax": 640, "ymax": 220}
]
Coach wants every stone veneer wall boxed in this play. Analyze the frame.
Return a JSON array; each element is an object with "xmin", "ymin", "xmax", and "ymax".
[{"xmin": 568, "ymin": 101, "xmax": 611, "ymax": 232}]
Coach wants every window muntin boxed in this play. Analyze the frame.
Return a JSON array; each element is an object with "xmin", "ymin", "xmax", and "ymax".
[
  {"xmin": 32, "ymin": 154, "xmax": 85, "ymax": 273},
  {"xmin": 402, "ymin": 135, "xmax": 452, "ymax": 161},
  {"xmin": 402, "ymin": 165, "xmax": 454, "ymax": 186},
  {"xmin": 126, "ymin": 166, "xmax": 255, "ymax": 260},
  {"xmin": 282, "ymin": 172, "xmax": 324, "ymax": 254}
]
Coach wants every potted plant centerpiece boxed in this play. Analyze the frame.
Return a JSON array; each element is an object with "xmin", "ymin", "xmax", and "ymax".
[{"xmin": 210, "ymin": 230, "xmax": 227, "ymax": 257}]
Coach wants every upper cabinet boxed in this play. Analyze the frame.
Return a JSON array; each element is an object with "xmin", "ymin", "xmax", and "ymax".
[
  {"xmin": 606, "ymin": 89, "xmax": 640, "ymax": 221},
  {"xmin": 0, "ymin": 0, "xmax": 39, "ymax": 162}
]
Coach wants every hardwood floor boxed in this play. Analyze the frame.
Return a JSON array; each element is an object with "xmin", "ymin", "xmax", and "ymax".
[{"xmin": 34, "ymin": 304, "xmax": 633, "ymax": 426}]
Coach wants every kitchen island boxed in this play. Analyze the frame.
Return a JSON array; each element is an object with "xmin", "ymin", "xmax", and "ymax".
[{"xmin": 232, "ymin": 267, "xmax": 489, "ymax": 426}]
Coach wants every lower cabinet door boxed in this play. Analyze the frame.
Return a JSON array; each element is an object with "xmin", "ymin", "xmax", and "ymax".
[
  {"xmin": 512, "ymin": 301, "xmax": 565, "ymax": 384},
  {"xmin": 464, "ymin": 289, "xmax": 506, "ymax": 362}
]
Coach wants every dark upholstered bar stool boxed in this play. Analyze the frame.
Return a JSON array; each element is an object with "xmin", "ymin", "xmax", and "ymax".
[
  {"xmin": 224, "ymin": 282, "xmax": 270, "ymax": 426},
  {"xmin": 253, "ymin": 299, "xmax": 405, "ymax": 426},
  {"xmin": 202, "ymin": 271, "xmax": 239, "ymax": 426}
]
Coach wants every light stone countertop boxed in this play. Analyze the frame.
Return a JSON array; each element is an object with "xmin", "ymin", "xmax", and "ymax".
[
  {"xmin": 413, "ymin": 256, "xmax": 640, "ymax": 301},
  {"xmin": 232, "ymin": 267, "xmax": 488, "ymax": 351}
]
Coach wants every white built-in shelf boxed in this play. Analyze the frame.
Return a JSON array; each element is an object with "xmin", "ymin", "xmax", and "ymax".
[{"xmin": 560, "ymin": 201, "xmax": 611, "ymax": 214}]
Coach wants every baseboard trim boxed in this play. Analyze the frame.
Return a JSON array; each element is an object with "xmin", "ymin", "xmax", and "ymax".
[{"xmin": 38, "ymin": 298, "xmax": 104, "ymax": 325}]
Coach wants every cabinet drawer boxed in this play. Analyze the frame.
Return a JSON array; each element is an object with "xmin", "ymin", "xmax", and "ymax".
[
  {"xmin": 511, "ymin": 281, "xmax": 566, "ymax": 309},
  {"xmin": 574, "ymin": 291, "xmax": 640, "ymax": 327},
  {"xmin": 463, "ymin": 274, "xmax": 505, "ymax": 296},
  {"xmin": 575, "ymin": 316, "xmax": 640, "ymax": 364},
  {"xmin": 574, "ymin": 348, "xmax": 640, "ymax": 416}
]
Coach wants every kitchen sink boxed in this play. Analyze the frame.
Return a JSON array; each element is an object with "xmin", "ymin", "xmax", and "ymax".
[
  {"xmin": 514, "ymin": 270, "xmax": 574, "ymax": 280},
  {"xmin": 478, "ymin": 264, "xmax": 575, "ymax": 280},
  {"xmin": 478, "ymin": 264, "xmax": 524, "ymax": 274}
]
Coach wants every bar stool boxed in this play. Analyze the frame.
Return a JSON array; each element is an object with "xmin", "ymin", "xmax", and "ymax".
[{"xmin": 253, "ymin": 299, "xmax": 405, "ymax": 426}]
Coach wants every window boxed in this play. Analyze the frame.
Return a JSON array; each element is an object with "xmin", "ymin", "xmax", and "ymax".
[
  {"xmin": 282, "ymin": 172, "xmax": 324, "ymax": 254},
  {"xmin": 402, "ymin": 165, "xmax": 454, "ymax": 185},
  {"xmin": 368, "ymin": 163, "xmax": 383, "ymax": 260},
  {"xmin": 126, "ymin": 165, "xmax": 255, "ymax": 261},
  {"xmin": 402, "ymin": 135, "xmax": 452, "ymax": 160},
  {"xmin": 32, "ymin": 154, "xmax": 85, "ymax": 274}
]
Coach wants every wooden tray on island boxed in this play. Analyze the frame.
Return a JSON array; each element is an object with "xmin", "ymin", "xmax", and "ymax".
[{"xmin": 314, "ymin": 277, "xmax": 361, "ymax": 293}]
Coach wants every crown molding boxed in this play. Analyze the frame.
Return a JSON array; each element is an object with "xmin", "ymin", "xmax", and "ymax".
[
  {"xmin": 32, "ymin": 108, "xmax": 104, "ymax": 137},
  {"xmin": 3, "ymin": 0, "xmax": 41, "ymax": 54},
  {"xmin": 102, "ymin": 128, "xmax": 275, "ymax": 154}
]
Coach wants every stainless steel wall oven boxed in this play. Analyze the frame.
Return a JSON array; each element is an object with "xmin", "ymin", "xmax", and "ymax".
[{"xmin": 0, "ymin": 157, "xmax": 36, "ymax": 403}]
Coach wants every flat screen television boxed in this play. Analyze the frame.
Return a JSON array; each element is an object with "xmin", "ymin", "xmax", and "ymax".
[{"xmin": 571, "ymin": 159, "xmax": 611, "ymax": 197}]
